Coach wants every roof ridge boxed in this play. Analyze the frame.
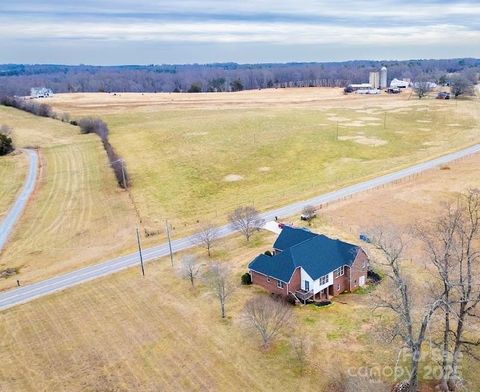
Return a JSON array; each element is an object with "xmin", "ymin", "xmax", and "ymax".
[{"xmin": 288, "ymin": 231, "xmax": 319, "ymax": 248}]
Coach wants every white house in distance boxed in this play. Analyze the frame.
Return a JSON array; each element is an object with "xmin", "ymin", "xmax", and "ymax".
[
  {"xmin": 30, "ymin": 87, "xmax": 54, "ymax": 98},
  {"xmin": 390, "ymin": 78, "xmax": 410, "ymax": 89}
]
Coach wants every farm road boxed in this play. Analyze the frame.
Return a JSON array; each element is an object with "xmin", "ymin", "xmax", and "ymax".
[{"xmin": 0, "ymin": 149, "xmax": 38, "ymax": 252}]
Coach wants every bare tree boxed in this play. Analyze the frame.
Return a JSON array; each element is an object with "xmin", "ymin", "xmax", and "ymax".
[
  {"xmin": 417, "ymin": 204, "xmax": 462, "ymax": 390},
  {"xmin": 368, "ymin": 226, "xmax": 443, "ymax": 392},
  {"xmin": 242, "ymin": 296, "xmax": 292, "ymax": 349},
  {"xmin": 413, "ymin": 81, "xmax": 433, "ymax": 99},
  {"xmin": 0, "ymin": 124, "xmax": 12, "ymax": 136},
  {"xmin": 449, "ymin": 75, "xmax": 474, "ymax": 98},
  {"xmin": 291, "ymin": 328, "xmax": 310, "ymax": 374},
  {"xmin": 417, "ymin": 190, "xmax": 480, "ymax": 391},
  {"xmin": 179, "ymin": 255, "xmax": 201, "ymax": 287},
  {"xmin": 192, "ymin": 223, "xmax": 219, "ymax": 257},
  {"xmin": 229, "ymin": 206, "xmax": 265, "ymax": 241},
  {"xmin": 301, "ymin": 205, "xmax": 317, "ymax": 226},
  {"xmin": 204, "ymin": 263, "xmax": 234, "ymax": 318},
  {"xmin": 446, "ymin": 190, "xmax": 480, "ymax": 389}
]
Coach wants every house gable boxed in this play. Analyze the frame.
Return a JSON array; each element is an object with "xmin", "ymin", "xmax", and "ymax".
[{"xmin": 273, "ymin": 226, "xmax": 318, "ymax": 251}]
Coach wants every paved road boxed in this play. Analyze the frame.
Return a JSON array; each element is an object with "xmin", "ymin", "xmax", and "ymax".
[
  {"xmin": 1, "ymin": 144, "xmax": 480, "ymax": 311},
  {"xmin": 0, "ymin": 149, "xmax": 38, "ymax": 252}
]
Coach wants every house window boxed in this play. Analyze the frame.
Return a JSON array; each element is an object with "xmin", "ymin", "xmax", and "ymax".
[
  {"xmin": 267, "ymin": 277, "xmax": 271, "ymax": 282},
  {"xmin": 337, "ymin": 284, "xmax": 340, "ymax": 291},
  {"xmin": 362, "ymin": 260, "xmax": 366, "ymax": 269},
  {"xmin": 277, "ymin": 280, "xmax": 284, "ymax": 289},
  {"xmin": 319, "ymin": 274, "xmax": 329, "ymax": 285},
  {"xmin": 334, "ymin": 266, "xmax": 345, "ymax": 278}
]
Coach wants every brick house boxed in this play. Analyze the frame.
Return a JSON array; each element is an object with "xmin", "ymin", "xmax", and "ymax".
[{"xmin": 248, "ymin": 226, "xmax": 368, "ymax": 302}]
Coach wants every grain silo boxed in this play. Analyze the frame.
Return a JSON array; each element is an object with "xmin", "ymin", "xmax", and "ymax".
[
  {"xmin": 369, "ymin": 72, "xmax": 380, "ymax": 89},
  {"xmin": 380, "ymin": 66, "xmax": 388, "ymax": 89}
]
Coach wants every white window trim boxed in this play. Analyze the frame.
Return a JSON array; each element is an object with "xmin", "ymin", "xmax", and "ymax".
[
  {"xmin": 319, "ymin": 274, "xmax": 329, "ymax": 286},
  {"xmin": 277, "ymin": 280, "xmax": 284, "ymax": 289},
  {"xmin": 334, "ymin": 266, "xmax": 345, "ymax": 278}
]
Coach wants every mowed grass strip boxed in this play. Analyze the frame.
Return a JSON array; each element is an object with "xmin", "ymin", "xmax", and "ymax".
[
  {"xmin": 0, "ymin": 232, "xmax": 387, "ymax": 392},
  {"xmin": 0, "ymin": 107, "xmax": 138, "ymax": 290},
  {"xmin": 0, "ymin": 152, "xmax": 27, "ymax": 218}
]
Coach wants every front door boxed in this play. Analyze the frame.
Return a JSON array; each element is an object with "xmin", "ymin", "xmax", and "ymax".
[{"xmin": 304, "ymin": 280, "xmax": 310, "ymax": 291}]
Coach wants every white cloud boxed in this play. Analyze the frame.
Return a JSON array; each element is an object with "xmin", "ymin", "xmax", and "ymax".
[{"xmin": 1, "ymin": 19, "xmax": 478, "ymax": 47}]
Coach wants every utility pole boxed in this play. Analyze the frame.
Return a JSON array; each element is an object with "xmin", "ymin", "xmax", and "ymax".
[
  {"xmin": 136, "ymin": 227, "xmax": 145, "ymax": 276},
  {"xmin": 121, "ymin": 160, "xmax": 127, "ymax": 189},
  {"xmin": 165, "ymin": 219, "xmax": 174, "ymax": 267}
]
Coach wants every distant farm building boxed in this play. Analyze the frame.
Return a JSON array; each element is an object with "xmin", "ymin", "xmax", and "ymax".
[
  {"xmin": 380, "ymin": 66, "xmax": 388, "ymax": 89},
  {"xmin": 348, "ymin": 83, "xmax": 373, "ymax": 91},
  {"xmin": 390, "ymin": 78, "xmax": 410, "ymax": 89},
  {"xmin": 30, "ymin": 87, "xmax": 54, "ymax": 98},
  {"xmin": 369, "ymin": 72, "xmax": 380, "ymax": 89}
]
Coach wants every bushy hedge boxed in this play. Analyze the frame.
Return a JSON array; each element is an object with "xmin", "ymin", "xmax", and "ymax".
[
  {"xmin": 77, "ymin": 116, "xmax": 129, "ymax": 188},
  {"xmin": 0, "ymin": 96, "xmax": 53, "ymax": 118},
  {"xmin": 241, "ymin": 273, "xmax": 252, "ymax": 285},
  {"xmin": 0, "ymin": 133, "xmax": 13, "ymax": 155},
  {"xmin": 77, "ymin": 117, "xmax": 109, "ymax": 140}
]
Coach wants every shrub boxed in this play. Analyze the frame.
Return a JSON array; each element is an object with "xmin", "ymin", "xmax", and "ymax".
[
  {"xmin": 77, "ymin": 117, "xmax": 108, "ymax": 140},
  {"xmin": 241, "ymin": 272, "xmax": 252, "ymax": 285},
  {"xmin": 315, "ymin": 300, "xmax": 332, "ymax": 307},
  {"xmin": 188, "ymin": 82, "xmax": 202, "ymax": 93},
  {"xmin": 367, "ymin": 269, "xmax": 382, "ymax": 284},
  {"xmin": 0, "ymin": 96, "xmax": 54, "ymax": 118},
  {"xmin": 286, "ymin": 293, "xmax": 298, "ymax": 306},
  {"xmin": 0, "ymin": 133, "xmax": 14, "ymax": 155}
]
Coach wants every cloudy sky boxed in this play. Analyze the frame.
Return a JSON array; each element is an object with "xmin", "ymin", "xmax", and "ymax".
[{"xmin": 1, "ymin": 0, "xmax": 479, "ymax": 64}]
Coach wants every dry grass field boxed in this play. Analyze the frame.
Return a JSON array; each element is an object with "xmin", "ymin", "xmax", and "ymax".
[
  {"xmin": 0, "ymin": 107, "xmax": 137, "ymax": 290},
  {"xmin": 1, "ymin": 148, "xmax": 480, "ymax": 392},
  {"xmin": 48, "ymin": 89, "xmax": 480, "ymax": 240},
  {"xmin": 0, "ymin": 152, "xmax": 27, "ymax": 220}
]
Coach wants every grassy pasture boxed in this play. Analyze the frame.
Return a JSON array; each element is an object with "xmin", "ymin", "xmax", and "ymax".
[
  {"xmin": 2, "ymin": 151, "xmax": 480, "ymax": 391},
  {"xmin": 0, "ymin": 107, "xmax": 137, "ymax": 290},
  {"xmin": 0, "ymin": 231, "xmax": 390, "ymax": 392},
  {"xmin": 0, "ymin": 152, "xmax": 27, "ymax": 219},
  {"xmin": 49, "ymin": 89, "xmax": 480, "ymax": 238}
]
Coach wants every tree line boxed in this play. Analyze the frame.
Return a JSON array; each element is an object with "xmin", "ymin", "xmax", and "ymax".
[
  {"xmin": 0, "ymin": 58, "xmax": 479, "ymax": 96},
  {"xmin": 0, "ymin": 97, "xmax": 129, "ymax": 188}
]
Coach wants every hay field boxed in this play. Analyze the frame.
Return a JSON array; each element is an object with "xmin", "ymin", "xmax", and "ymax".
[
  {"xmin": 0, "ymin": 107, "xmax": 137, "ymax": 290},
  {"xmin": 2, "ymin": 149, "xmax": 480, "ymax": 391},
  {"xmin": 49, "ymin": 89, "xmax": 480, "ymax": 237},
  {"xmin": 0, "ymin": 152, "xmax": 27, "ymax": 220}
]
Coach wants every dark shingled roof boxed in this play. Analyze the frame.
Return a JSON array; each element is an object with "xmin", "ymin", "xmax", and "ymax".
[
  {"xmin": 249, "ymin": 227, "xmax": 361, "ymax": 282},
  {"xmin": 273, "ymin": 225, "xmax": 317, "ymax": 251}
]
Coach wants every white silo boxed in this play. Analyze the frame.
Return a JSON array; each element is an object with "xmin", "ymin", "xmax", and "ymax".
[{"xmin": 380, "ymin": 66, "xmax": 387, "ymax": 89}]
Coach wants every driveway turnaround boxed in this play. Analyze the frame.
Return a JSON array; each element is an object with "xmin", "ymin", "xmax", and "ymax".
[
  {"xmin": 0, "ymin": 149, "xmax": 38, "ymax": 252},
  {"xmin": 1, "ymin": 143, "xmax": 480, "ymax": 310}
]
